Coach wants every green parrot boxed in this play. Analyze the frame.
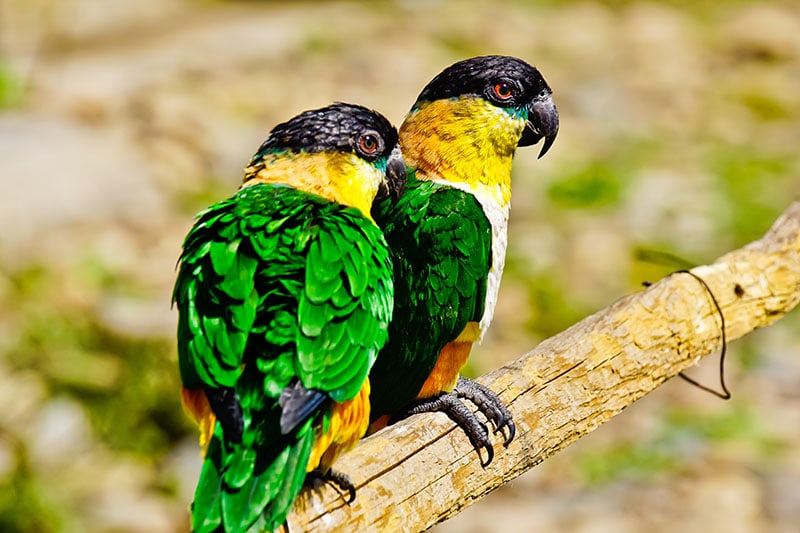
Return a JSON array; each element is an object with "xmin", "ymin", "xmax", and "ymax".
[
  {"xmin": 173, "ymin": 103, "xmax": 406, "ymax": 532},
  {"xmin": 368, "ymin": 56, "xmax": 559, "ymax": 465}
]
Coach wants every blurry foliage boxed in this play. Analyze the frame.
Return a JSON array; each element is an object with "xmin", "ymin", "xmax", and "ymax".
[
  {"xmin": 0, "ymin": 449, "xmax": 63, "ymax": 533},
  {"xmin": 435, "ymin": 32, "xmax": 486, "ymax": 59},
  {"xmin": 575, "ymin": 404, "xmax": 776, "ymax": 485},
  {"xmin": 632, "ymin": 248, "xmax": 697, "ymax": 271},
  {"xmin": 523, "ymin": 270, "xmax": 588, "ymax": 338},
  {"xmin": 728, "ymin": 340, "xmax": 764, "ymax": 372},
  {"xmin": 711, "ymin": 147, "xmax": 797, "ymax": 244},
  {"xmin": 662, "ymin": 405, "xmax": 760, "ymax": 444},
  {"xmin": 301, "ymin": 33, "xmax": 344, "ymax": 55},
  {"xmin": 738, "ymin": 89, "xmax": 794, "ymax": 121},
  {"xmin": 0, "ymin": 61, "xmax": 25, "ymax": 110},
  {"xmin": 575, "ymin": 439, "xmax": 679, "ymax": 485},
  {"xmin": 6, "ymin": 261, "xmax": 189, "ymax": 458},
  {"xmin": 174, "ymin": 176, "xmax": 240, "ymax": 218},
  {"xmin": 547, "ymin": 160, "xmax": 627, "ymax": 209},
  {"xmin": 532, "ymin": 0, "xmax": 767, "ymax": 12},
  {"xmin": 547, "ymin": 136, "xmax": 666, "ymax": 211},
  {"xmin": 629, "ymin": 247, "xmax": 699, "ymax": 299}
]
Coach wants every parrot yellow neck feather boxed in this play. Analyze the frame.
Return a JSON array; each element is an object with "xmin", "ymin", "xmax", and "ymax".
[
  {"xmin": 242, "ymin": 151, "xmax": 382, "ymax": 221},
  {"xmin": 399, "ymin": 97, "xmax": 526, "ymax": 207}
]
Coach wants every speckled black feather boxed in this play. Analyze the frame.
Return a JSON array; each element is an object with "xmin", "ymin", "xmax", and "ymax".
[
  {"xmin": 253, "ymin": 102, "xmax": 398, "ymax": 162},
  {"xmin": 414, "ymin": 55, "xmax": 551, "ymax": 109}
]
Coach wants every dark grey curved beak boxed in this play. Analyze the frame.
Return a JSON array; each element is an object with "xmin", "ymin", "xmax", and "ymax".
[
  {"xmin": 519, "ymin": 91, "xmax": 559, "ymax": 159},
  {"xmin": 379, "ymin": 145, "xmax": 406, "ymax": 202}
]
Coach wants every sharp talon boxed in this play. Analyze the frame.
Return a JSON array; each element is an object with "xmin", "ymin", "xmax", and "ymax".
[
  {"xmin": 480, "ymin": 442, "xmax": 494, "ymax": 468},
  {"xmin": 343, "ymin": 482, "xmax": 356, "ymax": 504},
  {"xmin": 489, "ymin": 412, "xmax": 515, "ymax": 447},
  {"xmin": 308, "ymin": 469, "xmax": 357, "ymax": 504},
  {"xmin": 468, "ymin": 419, "xmax": 494, "ymax": 468},
  {"xmin": 501, "ymin": 420, "xmax": 516, "ymax": 447},
  {"xmin": 454, "ymin": 377, "xmax": 516, "ymax": 448}
]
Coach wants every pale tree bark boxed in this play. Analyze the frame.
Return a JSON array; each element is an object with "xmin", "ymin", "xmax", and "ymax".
[{"xmin": 287, "ymin": 202, "xmax": 800, "ymax": 533}]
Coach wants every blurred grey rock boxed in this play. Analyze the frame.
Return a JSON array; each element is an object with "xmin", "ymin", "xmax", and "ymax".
[
  {"xmin": 0, "ymin": 115, "xmax": 166, "ymax": 253},
  {"xmin": 26, "ymin": 397, "xmax": 92, "ymax": 468}
]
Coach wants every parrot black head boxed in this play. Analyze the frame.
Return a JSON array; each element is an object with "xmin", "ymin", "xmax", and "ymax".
[
  {"xmin": 413, "ymin": 55, "xmax": 559, "ymax": 158},
  {"xmin": 259, "ymin": 103, "xmax": 397, "ymax": 159},
  {"xmin": 248, "ymin": 103, "xmax": 406, "ymax": 202}
]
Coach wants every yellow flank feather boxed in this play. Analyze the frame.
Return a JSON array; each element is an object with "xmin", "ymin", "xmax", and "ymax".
[
  {"xmin": 399, "ymin": 97, "xmax": 526, "ymax": 207},
  {"xmin": 242, "ymin": 151, "xmax": 384, "ymax": 221},
  {"xmin": 306, "ymin": 378, "xmax": 371, "ymax": 474},
  {"xmin": 454, "ymin": 321, "xmax": 482, "ymax": 343}
]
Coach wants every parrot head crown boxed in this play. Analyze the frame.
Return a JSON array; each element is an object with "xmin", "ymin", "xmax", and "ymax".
[
  {"xmin": 244, "ymin": 103, "xmax": 406, "ymax": 218},
  {"xmin": 400, "ymin": 55, "xmax": 559, "ymax": 205}
]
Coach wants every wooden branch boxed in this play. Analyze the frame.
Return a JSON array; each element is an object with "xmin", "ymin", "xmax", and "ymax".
[{"xmin": 288, "ymin": 202, "xmax": 800, "ymax": 532}]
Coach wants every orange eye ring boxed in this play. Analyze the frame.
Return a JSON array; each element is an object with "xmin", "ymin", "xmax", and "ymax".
[{"xmin": 493, "ymin": 82, "xmax": 513, "ymax": 100}]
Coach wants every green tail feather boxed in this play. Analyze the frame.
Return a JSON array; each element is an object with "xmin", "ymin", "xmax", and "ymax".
[{"xmin": 191, "ymin": 415, "xmax": 315, "ymax": 532}]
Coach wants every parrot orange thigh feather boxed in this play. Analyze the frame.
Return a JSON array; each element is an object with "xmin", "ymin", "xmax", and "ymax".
[
  {"xmin": 307, "ymin": 378, "xmax": 371, "ymax": 474},
  {"xmin": 416, "ymin": 321, "xmax": 481, "ymax": 398}
]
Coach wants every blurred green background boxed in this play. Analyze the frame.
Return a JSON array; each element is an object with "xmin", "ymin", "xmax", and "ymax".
[{"xmin": 1, "ymin": 0, "xmax": 799, "ymax": 531}]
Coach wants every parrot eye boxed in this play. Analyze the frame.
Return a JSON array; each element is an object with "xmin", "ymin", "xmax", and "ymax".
[
  {"xmin": 493, "ymin": 83, "xmax": 513, "ymax": 100},
  {"xmin": 356, "ymin": 132, "xmax": 383, "ymax": 157},
  {"xmin": 485, "ymin": 78, "xmax": 519, "ymax": 105}
]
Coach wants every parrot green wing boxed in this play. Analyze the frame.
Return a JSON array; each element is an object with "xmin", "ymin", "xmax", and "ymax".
[
  {"xmin": 368, "ymin": 172, "xmax": 492, "ymax": 420},
  {"xmin": 296, "ymin": 212, "xmax": 393, "ymax": 401},
  {"xmin": 173, "ymin": 183, "xmax": 392, "ymax": 532}
]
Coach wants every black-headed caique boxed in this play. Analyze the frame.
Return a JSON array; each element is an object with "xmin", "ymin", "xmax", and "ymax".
[
  {"xmin": 173, "ymin": 103, "xmax": 406, "ymax": 532},
  {"xmin": 368, "ymin": 56, "xmax": 558, "ymax": 464}
]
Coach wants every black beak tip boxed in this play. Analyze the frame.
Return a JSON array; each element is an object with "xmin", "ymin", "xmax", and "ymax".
[{"xmin": 537, "ymin": 132, "xmax": 557, "ymax": 159}]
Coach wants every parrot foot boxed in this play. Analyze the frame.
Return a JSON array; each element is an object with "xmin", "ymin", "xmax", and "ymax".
[
  {"xmin": 454, "ymin": 377, "xmax": 516, "ymax": 447},
  {"xmin": 394, "ymin": 393, "xmax": 495, "ymax": 467},
  {"xmin": 307, "ymin": 469, "xmax": 356, "ymax": 504}
]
